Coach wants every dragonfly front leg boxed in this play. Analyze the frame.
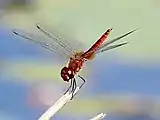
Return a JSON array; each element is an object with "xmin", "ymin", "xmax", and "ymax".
[
  {"xmin": 63, "ymin": 78, "xmax": 73, "ymax": 95},
  {"xmin": 70, "ymin": 75, "xmax": 86, "ymax": 99},
  {"xmin": 70, "ymin": 78, "xmax": 77, "ymax": 100},
  {"xmin": 78, "ymin": 75, "xmax": 86, "ymax": 89}
]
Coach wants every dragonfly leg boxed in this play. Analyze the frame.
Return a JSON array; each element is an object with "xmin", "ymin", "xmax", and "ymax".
[
  {"xmin": 78, "ymin": 75, "xmax": 86, "ymax": 89},
  {"xmin": 70, "ymin": 75, "xmax": 86, "ymax": 100},
  {"xmin": 70, "ymin": 75, "xmax": 86, "ymax": 99},
  {"xmin": 70, "ymin": 78, "xmax": 76, "ymax": 100},
  {"xmin": 74, "ymin": 78, "xmax": 77, "ymax": 91},
  {"xmin": 63, "ymin": 78, "xmax": 73, "ymax": 95}
]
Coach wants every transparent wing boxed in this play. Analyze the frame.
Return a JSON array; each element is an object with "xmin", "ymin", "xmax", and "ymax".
[
  {"xmin": 12, "ymin": 28, "xmax": 74, "ymax": 59},
  {"xmin": 36, "ymin": 24, "xmax": 75, "ymax": 55},
  {"xmin": 35, "ymin": 23, "xmax": 86, "ymax": 54},
  {"xmin": 96, "ymin": 42, "xmax": 129, "ymax": 54},
  {"xmin": 97, "ymin": 28, "xmax": 138, "ymax": 51}
]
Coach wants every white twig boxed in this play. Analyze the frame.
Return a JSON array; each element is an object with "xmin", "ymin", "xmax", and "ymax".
[
  {"xmin": 38, "ymin": 87, "xmax": 80, "ymax": 120},
  {"xmin": 90, "ymin": 113, "xmax": 106, "ymax": 120},
  {"xmin": 38, "ymin": 87, "xmax": 106, "ymax": 120}
]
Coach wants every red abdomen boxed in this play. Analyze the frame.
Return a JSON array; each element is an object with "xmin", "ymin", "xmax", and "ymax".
[{"xmin": 83, "ymin": 28, "xmax": 113, "ymax": 59}]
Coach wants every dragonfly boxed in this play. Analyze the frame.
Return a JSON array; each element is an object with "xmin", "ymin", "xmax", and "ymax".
[{"xmin": 12, "ymin": 24, "xmax": 138, "ymax": 99}]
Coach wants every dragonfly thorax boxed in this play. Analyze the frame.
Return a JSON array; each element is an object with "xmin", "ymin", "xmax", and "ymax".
[
  {"xmin": 71, "ymin": 51, "xmax": 84, "ymax": 59},
  {"xmin": 61, "ymin": 52, "xmax": 86, "ymax": 82}
]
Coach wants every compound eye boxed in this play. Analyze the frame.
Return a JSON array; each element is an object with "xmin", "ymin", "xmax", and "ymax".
[
  {"xmin": 61, "ymin": 74, "xmax": 70, "ymax": 82},
  {"xmin": 61, "ymin": 67, "xmax": 68, "ymax": 74},
  {"xmin": 68, "ymin": 70, "xmax": 72, "ymax": 75},
  {"xmin": 65, "ymin": 75, "xmax": 70, "ymax": 80},
  {"xmin": 67, "ymin": 69, "xmax": 74, "ymax": 79}
]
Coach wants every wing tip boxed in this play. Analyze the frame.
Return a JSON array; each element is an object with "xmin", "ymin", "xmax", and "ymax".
[
  {"xmin": 12, "ymin": 29, "xmax": 18, "ymax": 35},
  {"xmin": 35, "ymin": 23, "xmax": 41, "ymax": 29},
  {"xmin": 121, "ymin": 42, "xmax": 129, "ymax": 46},
  {"xmin": 36, "ymin": 24, "xmax": 40, "ymax": 29},
  {"xmin": 131, "ymin": 28, "xmax": 140, "ymax": 33}
]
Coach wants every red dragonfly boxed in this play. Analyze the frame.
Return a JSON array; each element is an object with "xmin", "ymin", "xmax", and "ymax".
[{"xmin": 12, "ymin": 24, "xmax": 137, "ymax": 99}]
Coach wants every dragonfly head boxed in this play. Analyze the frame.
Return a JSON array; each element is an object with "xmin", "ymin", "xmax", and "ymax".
[{"xmin": 61, "ymin": 67, "xmax": 74, "ymax": 82}]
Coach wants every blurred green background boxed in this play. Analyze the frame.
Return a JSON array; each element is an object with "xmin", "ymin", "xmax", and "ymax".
[{"xmin": 0, "ymin": 0, "xmax": 160, "ymax": 120}]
